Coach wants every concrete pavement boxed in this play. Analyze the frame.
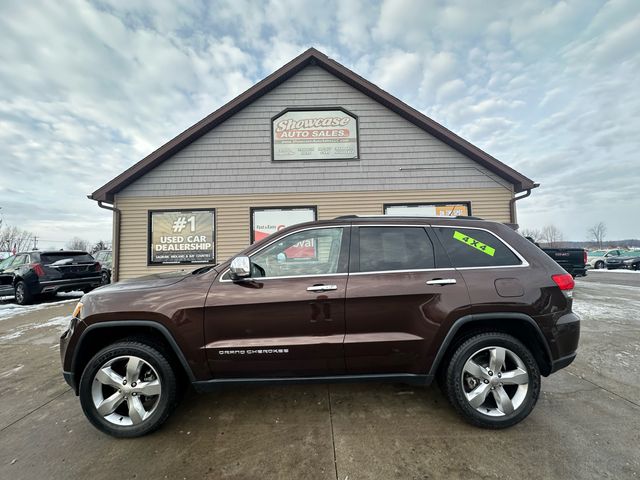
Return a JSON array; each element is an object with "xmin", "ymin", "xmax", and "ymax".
[{"xmin": 0, "ymin": 278, "xmax": 638, "ymax": 479}]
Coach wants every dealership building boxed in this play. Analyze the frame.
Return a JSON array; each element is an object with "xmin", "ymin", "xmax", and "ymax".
[{"xmin": 90, "ymin": 48, "xmax": 537, "ymax": 281}]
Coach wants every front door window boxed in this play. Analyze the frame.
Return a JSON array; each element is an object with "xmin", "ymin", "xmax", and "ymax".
[{"xmin": 250, "ymin": 227, "xmax": 344, "ymax": 278}]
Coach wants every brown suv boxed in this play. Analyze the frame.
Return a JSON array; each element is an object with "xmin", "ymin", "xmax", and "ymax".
[{"xmin": 60, "ymin": 216, "xmax": 580, "ymax": 437}]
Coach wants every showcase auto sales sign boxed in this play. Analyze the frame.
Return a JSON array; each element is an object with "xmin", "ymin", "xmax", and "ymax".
[{"xmin": 272, "ymin": 109, "xmax": 358, "ymax": 161}]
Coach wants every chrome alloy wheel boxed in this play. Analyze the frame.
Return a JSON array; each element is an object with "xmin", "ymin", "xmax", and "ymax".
[
  {"xmin": 461, "ymin": 346, "xmax": 529, "ymax": 417},
  {"xmin": 91, "ymin": 355, "xmax": 162, "ymax": 426}
]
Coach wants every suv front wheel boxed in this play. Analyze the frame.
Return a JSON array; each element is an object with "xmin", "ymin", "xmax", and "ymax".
[
  {"xmin": 445, "ymin": 332, "xmax": 540, "ymax": 428},
  {"xmin": 79, "ymin": 341, "xmax": 178, "ymax": 437}
]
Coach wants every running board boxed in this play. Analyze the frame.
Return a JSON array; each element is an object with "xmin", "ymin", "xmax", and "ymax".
[{"xmin": 192, "ymin": 373, "xmax": 433, "ymax": 392}]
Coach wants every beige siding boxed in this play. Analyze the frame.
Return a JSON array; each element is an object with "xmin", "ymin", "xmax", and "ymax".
[{"xmin": 115, "ymin": 188, "xmax": 513, "ymax": 279}]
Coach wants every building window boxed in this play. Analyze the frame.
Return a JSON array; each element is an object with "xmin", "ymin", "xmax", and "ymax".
[
  {"xmin": 148, "ymin": 210, "xmax": 215, "ymax": 265},
  {"xmin": 383, "ymin": 202, "xmax": 471, "ymax": 217},
  {"xmin": 250, "ymin": 207, "xmax": 317, "ymax": 244}
]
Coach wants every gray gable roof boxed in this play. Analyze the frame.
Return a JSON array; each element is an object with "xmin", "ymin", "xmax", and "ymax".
[{"xmin": 91, "ymin": 48, "xmax": 537, "ymax": 203}]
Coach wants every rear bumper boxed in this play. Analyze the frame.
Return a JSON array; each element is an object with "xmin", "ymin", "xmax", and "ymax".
[
  {"xmin": 550, "ymin": 352, "xmax": 577, "ymax": 373},
  {"xmin": 548, "ymin": 311, "xmax": 580, "ymax": 374},
  {"xmin": 38, "ymin": 277, "xmax": 101, "ymax": 294}
]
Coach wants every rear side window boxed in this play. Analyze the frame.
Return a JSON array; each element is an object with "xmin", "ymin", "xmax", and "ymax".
[
  {"xmin": 40, "ymin": 253, "xmax": 94, "ymax": 265},
  {"xmin": 434, "ymin": 227, "xmax": 521, "ymax": 268},
  {"xmin": 358, "ymin": 227, "xmax": 435, "ymax": 272}
]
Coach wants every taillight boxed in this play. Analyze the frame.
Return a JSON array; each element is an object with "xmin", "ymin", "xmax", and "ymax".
[
  {"xmin": 552, "ymin": 273, "xmax": 575, "ymax": 297},
  {"xmin": 583, "ymin": 250, "xmax": 587, "ymax": 264},
  {"xmin": 30, "ymin": 263, "xmax": 45, "ymax": 277},
  {"xmin": 94, "ymin": 262, "xmax": 101, "ymax": 272}
]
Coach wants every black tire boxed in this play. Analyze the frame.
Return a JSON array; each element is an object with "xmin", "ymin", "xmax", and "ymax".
[
  {"xmin": 101, "ymin": 271, "xmax": 110, "ymax": 285},
  {"xmin": 79, "ymin": 341, "xmax": 178, "ymax": 438},
  {"xmin": 445, "ymin": 332, "xmax": 540, "ymax": 429},
  {"xmin": 14, "ymin": 281, "xmax": 32, "ymax": 305},
  {"xmin": 595, "ymin": 261, "xmax": 605, "ymax": 269}
]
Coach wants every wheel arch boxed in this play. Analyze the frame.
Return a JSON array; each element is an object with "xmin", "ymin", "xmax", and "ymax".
[
  {"xmin": 70, "ymin": 320, "xmax": 196, "ymax": 394},
  {"xmin": 429, "ymin": 313, "xmax": 553, "ymax": 378}
]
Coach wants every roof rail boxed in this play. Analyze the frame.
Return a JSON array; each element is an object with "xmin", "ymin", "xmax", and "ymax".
[{"xmin": 333, "ymin": 214, "xmax": 484, "ymax": 220}]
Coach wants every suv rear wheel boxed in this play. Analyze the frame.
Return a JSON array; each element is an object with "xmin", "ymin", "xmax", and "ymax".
[
  {"xmin": 445, "ymin": 332, "xmax": 540, "ymax": 428},
  {"xmin": 79, "ymin": 341, "xmax": 178, "ymax": 437},
  {"xmin": 14, "ymin": 281, "xmax": 32, "ymax": 305}
]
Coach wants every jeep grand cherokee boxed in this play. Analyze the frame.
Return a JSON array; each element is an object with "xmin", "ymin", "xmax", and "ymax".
[{"xmin": 60, "ymin": 216, "xmax": 580, "ymax": 437}]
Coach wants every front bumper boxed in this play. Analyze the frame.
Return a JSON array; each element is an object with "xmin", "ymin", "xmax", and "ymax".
[{"xmin": 60, "ymin": 316, "xmax": 80, "ymax": 394}]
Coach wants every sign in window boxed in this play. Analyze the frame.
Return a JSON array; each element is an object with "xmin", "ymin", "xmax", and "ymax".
[{"xmin": 149, "ymin": 210, "xmax": 215, "ymax": 264}]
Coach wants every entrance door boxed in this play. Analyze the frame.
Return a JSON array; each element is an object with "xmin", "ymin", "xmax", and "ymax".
[{"xmin": 204, "ymin": 226, "xmax": 350, "ymax": 377}]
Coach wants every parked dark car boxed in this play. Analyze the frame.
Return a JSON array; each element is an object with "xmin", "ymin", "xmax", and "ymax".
[
  {"xmin": 605, "ymin": 251, "xmax": 640, "ymax": 270},
  {"xmin": 60, "ymin": 216, "xmax": 580, "ymax": 437},
  {"xmin": 523, "ymin": 238, "xmax": 587, "ymax": 277},
  {"xmin": 540, "ymin": 247, "xmax": 587, "ymax": 277},
  {"xmin": 0, "ymin": 251, "xmax": 102, "ymax": 304},
  {"xmin": 94, "ymin": 250, "xmax": 112, "ymax": 284}
]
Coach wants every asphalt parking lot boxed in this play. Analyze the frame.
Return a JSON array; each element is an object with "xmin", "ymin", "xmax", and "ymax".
[{"xmin": 1, "ymin": 272, "xmax": 639, "ymax": 480}]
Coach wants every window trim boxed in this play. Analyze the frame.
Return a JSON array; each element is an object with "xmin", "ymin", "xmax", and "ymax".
[{"xmin": 219, "ymin": 223, "xmax": 529, "ymax": 282}]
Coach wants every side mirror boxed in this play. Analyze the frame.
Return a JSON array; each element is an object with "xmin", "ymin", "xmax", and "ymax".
[{"xmin": 229, "ymin": 256, "xmax": 251, "ymax": 280}]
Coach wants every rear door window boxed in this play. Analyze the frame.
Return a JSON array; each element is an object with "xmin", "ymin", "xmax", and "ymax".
[
  {"xmin": 434, "ymin": 227, "xmax": 522, "ymax": 268},
  {"xmin": 40, "ymin": 253, "xmax": 94, "ymax": 265},
  {"xmin": 358, "ymin": 227, "xmax": 435, "ymax": 272}
]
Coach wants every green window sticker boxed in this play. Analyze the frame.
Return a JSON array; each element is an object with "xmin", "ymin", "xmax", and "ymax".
[{"xmin": 453, "ymin": 231, "xmax": 496, "ymax": 256}]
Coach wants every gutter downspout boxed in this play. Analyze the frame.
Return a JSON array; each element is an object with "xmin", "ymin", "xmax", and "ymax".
[
  {"xmin": 509, "ymin": 183, "xmax": 539, "ymax": 227},
  {"xmin": 94, "ymin": 199, "xmax": 121, "ymax": 283}
]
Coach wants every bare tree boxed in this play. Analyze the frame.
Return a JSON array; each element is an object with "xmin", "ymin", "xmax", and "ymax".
[
  {"xmin": 521, "ymin": 228, "xmax": 542, "ymax": 243},
  {"xmin": 0, "ymin": 225, "xmax": 34, "ymax": 253},
  {"xmin": 587, "ymin": 222, "xmax": 607, "ymax": 249},
  {"xmin": 91, "ymin": 240, "xmax": 110, "ymax": 253},
  {"xmin": 540, "ymin": 224, "xmax": 563, "ymax": 247},
  {"xmin": 67, "ymin": 237, "xmax": 90, "ymax": 252}
]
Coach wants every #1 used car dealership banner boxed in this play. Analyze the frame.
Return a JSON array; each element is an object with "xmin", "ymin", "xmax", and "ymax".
[
  {"xmin": 150, "ymin": 210, "xmax": 215, "ymax": 264},
  {"xmin": 252, "ymin": 208, "xmax": 316, "ymax": 258},
  {"xmin": 272, "ymin": 109, "xmax": 358, "ymax": 161}
]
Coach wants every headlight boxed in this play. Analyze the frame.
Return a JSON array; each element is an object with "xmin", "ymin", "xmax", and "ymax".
[{"xmin": 72, "ymin": 301, "xmax": 83, "ymax": 319}]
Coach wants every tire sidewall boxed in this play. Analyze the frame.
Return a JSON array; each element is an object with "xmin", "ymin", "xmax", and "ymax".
[
  {"xmin": 15, "ymin": 281, "xmax": 30, "ymax": 305},
  {"xmin": 79, "ymin": 342, "xmax": 177, "ymax": 438},
  {"xmin": 447, "ymin": 333, "xmax": 540, "ymax": 429}
]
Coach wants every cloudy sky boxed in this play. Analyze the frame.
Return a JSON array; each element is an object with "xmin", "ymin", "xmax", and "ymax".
[{"xmin": 0, "ymin": 0, "xmax": 638, "ymax": 249}]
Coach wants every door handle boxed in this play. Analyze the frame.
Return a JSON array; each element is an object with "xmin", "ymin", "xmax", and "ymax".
[
  {"xmin": 306, "ymin": 285, "xmax": 338, "ymax": 292},
  {"xmin": 426, "ymin": 279, "xmax": 457, "ymax": 285}
]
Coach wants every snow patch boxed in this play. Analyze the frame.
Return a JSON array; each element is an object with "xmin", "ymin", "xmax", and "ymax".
[
  {"xmin": 0, "ymin": 315, "xmax": 72, "ymax": 341},
  {"xmin": 0, "ymin": 294, "xmax": 82, "ymax": 321}
]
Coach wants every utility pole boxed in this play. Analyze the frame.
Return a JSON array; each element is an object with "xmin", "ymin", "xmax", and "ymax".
[{"xmin": 33, "ymin": 236, "xmax": 38, "ymax": 250}]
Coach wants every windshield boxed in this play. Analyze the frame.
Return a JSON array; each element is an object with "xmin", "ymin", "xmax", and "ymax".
[
  {"xmin": 0, "ymin": 256, "xmax": 15, "ymax": 269},
  {"xmin": 589, "ymin": 251, "xmax": 604, "ymax": 257}
]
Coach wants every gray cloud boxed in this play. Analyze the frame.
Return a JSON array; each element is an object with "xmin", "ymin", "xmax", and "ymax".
[{"xmin": 0, "ymin": 0, "xmax": 638, "ymax": 245}]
